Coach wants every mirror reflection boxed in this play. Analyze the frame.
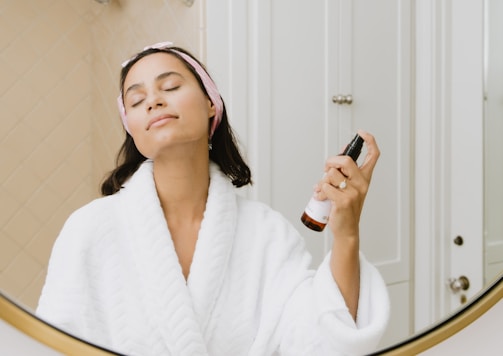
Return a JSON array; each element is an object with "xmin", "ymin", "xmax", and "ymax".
[
  {"xmin": 0, "ymin": 0, "xmax": 501, "ymax": 354},
  {"xmin": 484, "ymin": 0, "xmax": 503, "ymax": 284}
]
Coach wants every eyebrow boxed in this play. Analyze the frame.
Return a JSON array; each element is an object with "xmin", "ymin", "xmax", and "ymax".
[{"xmin": 124, "ymin": 71, "xmax": 182, "ymax": 97}]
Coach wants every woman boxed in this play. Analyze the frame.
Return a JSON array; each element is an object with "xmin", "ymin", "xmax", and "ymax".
[{"xmin": 37, "ymin": 42, "xmax": 389, "ymax": 356}]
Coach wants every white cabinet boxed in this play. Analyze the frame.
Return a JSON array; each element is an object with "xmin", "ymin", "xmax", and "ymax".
[
  {"xmin": 207, "ymin": 0, "xmax": 413, "ymax": 347},
  {"xmin": 414, "ymin": 0, "xmax": 485, "ymax": 330}
]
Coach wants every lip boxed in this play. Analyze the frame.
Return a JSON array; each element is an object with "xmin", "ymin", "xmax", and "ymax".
[{"xmin": 146, "ymin": 113, "xmax": 178, "ymax": 130}]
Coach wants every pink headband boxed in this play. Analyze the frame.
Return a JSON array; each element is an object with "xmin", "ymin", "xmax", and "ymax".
[{"xmin": 118, "ymin": 41, "xmax": 223, "ymax": 137}]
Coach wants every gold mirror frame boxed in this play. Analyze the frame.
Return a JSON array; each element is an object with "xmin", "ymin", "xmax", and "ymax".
[
  {"xmin": 377, "ymin": 273, "xmax": 502, "ymax": 355},
  {"xmin": 0, "ymin": 291, "xmax": 114, "ymax": 355},
  {"xmin": 1, "ymin": 274, "xmax": 501, "ymax": 355}
]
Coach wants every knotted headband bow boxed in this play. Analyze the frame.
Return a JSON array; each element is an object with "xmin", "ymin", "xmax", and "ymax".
[{"xmin": 117, "ymin": 41, "xmax": 223, "ymax": 137}]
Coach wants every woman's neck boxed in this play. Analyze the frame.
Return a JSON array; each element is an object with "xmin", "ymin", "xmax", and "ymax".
[{"xmin": 153, "ymin": 155, "xmax": 210, "ymax": 225}]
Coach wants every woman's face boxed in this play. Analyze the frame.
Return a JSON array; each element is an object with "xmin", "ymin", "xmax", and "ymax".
[{"xmin": 122, "ymin": 52, "xmax": 215, "ymax": 159}]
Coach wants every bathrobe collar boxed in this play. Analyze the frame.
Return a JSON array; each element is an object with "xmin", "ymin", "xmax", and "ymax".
[{"xmin": 118, "ymin": 160, "xmax": 237, "ymax": 355}]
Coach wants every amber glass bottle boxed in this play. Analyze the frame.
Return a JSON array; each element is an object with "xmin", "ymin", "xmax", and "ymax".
[{"xmin": 301, "ymin": 134, "xmax": 364, "ymax": 232}]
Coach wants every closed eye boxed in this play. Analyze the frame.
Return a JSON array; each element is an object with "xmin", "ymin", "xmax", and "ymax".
[
  {"xmin": 131, "ymin": 99, "xmax": 144, "ymax": 107},
  {"xmin": 163, "ymin": 85, "xmax": 180, "ymax": 92}
]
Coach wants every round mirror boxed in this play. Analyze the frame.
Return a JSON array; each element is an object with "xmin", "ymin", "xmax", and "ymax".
[{"xmin": 0, "ymin": 0, "xmax": 501, "ymax": 354}]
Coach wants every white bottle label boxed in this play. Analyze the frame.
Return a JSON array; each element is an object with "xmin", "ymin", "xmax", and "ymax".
[{"xmin": 304, "ymin": 196, "xmax": 331, "ymax": 223}]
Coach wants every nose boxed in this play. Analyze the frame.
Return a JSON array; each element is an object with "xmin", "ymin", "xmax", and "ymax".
[{"xmin": 146, "ymin": 91, "xmax": 166, "ymax": 112}]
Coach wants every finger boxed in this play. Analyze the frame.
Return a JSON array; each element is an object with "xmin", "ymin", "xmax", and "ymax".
[
  {"xmin": 356, "ymin": 129, "xmax": 380, "ymax": 180},
  {"xmin": 314, "ymin": 168, "xmax": 347, "ymax": 200},
  {"xmin": 324, "ymin": 167, "xmax": 350, "ymax": 188},
  {"xmin": 324, "ymin": 155, "xmax": 360, "ymax": 180}
]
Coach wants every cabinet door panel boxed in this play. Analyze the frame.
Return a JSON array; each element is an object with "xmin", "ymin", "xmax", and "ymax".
[
  {"xmin": 269, "ymin": 0, "xmax": 413, "ymax": 285},
  {"xmin": 270, "ymin": 0, "xmax": 331, "ymax": 262},
  {"xmin": 350, "ymin": 0, "xmax": 412, "ymax": 284}
]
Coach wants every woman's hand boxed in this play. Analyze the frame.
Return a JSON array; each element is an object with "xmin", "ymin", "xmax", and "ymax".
[{"xmin": 314, "ymin": 129, "xmax": 380, "ymax": 240}]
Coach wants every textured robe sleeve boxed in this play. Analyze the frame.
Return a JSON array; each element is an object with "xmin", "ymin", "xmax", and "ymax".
[
  {"xmin": 243, "ymin": 203, "xmax": 390, "ymax": 356},
  {"xmin": 278, "ymin": 243, "xmax": 389, "ymax": 355}
]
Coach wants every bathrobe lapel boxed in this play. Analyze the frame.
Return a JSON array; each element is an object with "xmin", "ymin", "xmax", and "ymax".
[
  {"xmin": 119, "ymin": 161, "xmax": 235, "ymax": 354},
  {"xmin": 120, "ymin": 161, "xmax": 208, "ymax": 355},
  {"xmin": 187, "ymin": 163, "xmax": 237, "ymax": 337}
]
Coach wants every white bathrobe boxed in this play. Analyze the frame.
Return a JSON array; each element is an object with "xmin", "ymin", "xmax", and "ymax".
[{"xmin": 37, "ymin": 161, "xmax": 389, "ymax": 356}]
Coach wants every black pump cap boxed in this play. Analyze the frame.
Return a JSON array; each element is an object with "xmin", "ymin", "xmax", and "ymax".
[{"xmin": 342, "ymin": 134, "xmax": 364, "ymax": 162}]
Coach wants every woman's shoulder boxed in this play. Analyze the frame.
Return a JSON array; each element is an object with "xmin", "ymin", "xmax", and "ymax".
[
  {"xmin": 235, "ymin": 195, "xmax": 302, "ymax": 238},
  {"xmin": 46, "ymin": 195, "xmax": 122, "ymax": 262},
  {"xmin": 233, "ymin": 195, "xmax": 312, "ymax": 272},
  {"xmin": 60, "ymin": 194, "xmax": 121, "ymax": 236},
  {"xmin": 68, "ymin": 194, "xmax": 119, "ymax": 219},
  {"xmin": 236, "ymin": 195, "xmax": 282, "ymax": 219}
]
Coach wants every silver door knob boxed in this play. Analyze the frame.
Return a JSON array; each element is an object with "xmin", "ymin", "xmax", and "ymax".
[
  {"xmin": 332, "ymin": 94, "xmax": 353, "ymax": 105},
  {"xmin": 448, "ymin": 276, "xmax": 470, "ymax": 293}
]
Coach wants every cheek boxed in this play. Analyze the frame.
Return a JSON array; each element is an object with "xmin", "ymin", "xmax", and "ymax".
[
  {"xmin": 186, "ymin": 98, "xmax": 213, "ymax": 134},
  {"xmin": 123, "ymin": 106, "xmax": 145, "ymax": 133},
  {"xmin": 127, "ymin": 117, "xmax": 144, "ymax": 134},
  {"xmin": 177, "ymin": 88, "xmax": 212, "ymax": 119}
]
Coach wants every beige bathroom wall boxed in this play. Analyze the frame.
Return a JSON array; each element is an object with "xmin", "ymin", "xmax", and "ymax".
[
  {"xmin": 0, "ymin": 0, "xmax": 95, "ymax": 310},
  {"xmin": 0, "ymin": 0, "xmax": 205, "ymax": 310}
]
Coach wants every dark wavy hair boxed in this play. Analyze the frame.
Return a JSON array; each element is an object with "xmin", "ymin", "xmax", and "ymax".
[{"xmin": 100, "ymin": 47, "xmax": 252, "ymax": 196}]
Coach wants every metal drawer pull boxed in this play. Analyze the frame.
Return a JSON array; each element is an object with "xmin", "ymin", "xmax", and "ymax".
[{"xmin": 332, "ymin": 94, "xmax": 353, "ymax": 105}]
